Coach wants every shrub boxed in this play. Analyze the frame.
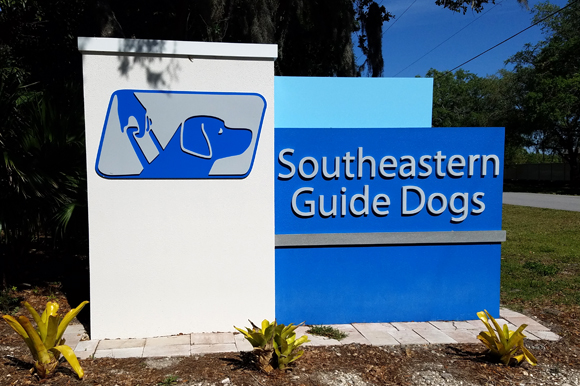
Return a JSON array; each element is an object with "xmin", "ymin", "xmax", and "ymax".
[
  {"xmin": 235, "ymin": 319, "xmax": 309, "ymax": 371},
  {"xmin": 0, "ymin": 287, "xmax": 21, "ymax": 314},
  {"xmin": 2, "ymin": 300, "xmax": 89, "ymax": 378},
  {"xmin": 306, "ymin": 325, "xmax": 348, "ymax": 341},
  {"xmin": 477, "ymin": 310, "xmax": 537, "ymax": 366}
]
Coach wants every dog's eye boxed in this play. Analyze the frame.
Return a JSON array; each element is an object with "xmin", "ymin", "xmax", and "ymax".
[{"xmin": 218, "ymin": 128, "xmax": 223, "ymax": 135}]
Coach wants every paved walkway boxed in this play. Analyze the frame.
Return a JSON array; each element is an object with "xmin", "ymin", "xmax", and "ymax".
[
  {"xmin": 503, "ymin": 192, "xmax": 580, "ymax": 212},
  {"xmin": 69, "ymin": 308, "xmax": 559, "ymax": 360}
]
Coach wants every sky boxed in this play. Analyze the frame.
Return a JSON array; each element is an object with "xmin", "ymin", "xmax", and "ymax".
[{"xmin": 355, "ymin": 0, "xmax": 569, "ymax": 78}]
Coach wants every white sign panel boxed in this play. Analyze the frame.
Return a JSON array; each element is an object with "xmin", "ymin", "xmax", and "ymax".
[{"xmin": 79, "ymin": 38, "xmax": 276, "ymax": 339}]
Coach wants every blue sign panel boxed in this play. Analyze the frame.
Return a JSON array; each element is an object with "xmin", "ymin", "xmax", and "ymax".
[
  {"xmin": 275, "ymin": 126, "xmax": 504, "ymax": 324},
  {"xmin": 275, "ymin": 127, "xmax": 504, "ymax": 234},
  {"xmin": 96, "ymin": 90, "xmax": 266, "ymax": 179},
  {"xmin": 276, "ymin": 244, "xmax": 500, "ymax": 324}
]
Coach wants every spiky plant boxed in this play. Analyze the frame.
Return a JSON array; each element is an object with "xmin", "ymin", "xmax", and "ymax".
[{"xmin": 3, "ymin": 300, "xmax": 88, "ymax": 378}]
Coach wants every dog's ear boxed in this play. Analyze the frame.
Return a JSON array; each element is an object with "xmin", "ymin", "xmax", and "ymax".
[{"xmin": 180, "ymin": 118, "xmax": 212, "ymax": 159}]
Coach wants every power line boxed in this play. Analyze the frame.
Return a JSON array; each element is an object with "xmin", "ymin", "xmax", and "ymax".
[
  {"xmin": 384, "ymin": 0, "xmax": 418, "ymax": 36},
  {"xmin": 393, "ymin": 0, "xmax": 502, "ymax": 76},
  {"xmin": 445, "ymin": 0, "xmax": 580, "ymax": 74}
]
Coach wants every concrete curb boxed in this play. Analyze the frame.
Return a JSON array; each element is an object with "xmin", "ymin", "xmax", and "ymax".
[{"xmin": 69, "ymin": 308, "xmax": 559, "ymax": 360}]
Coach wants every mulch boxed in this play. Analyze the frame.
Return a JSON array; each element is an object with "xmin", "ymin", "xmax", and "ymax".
[{"xmin": 2, "ymin": 286, "xmax": 580, "ymax": 385}]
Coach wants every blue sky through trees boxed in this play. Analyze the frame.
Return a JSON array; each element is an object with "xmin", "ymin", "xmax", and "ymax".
[{"xmin": 355, "ymin": 0, "xmax": 568, "ymax": 77}]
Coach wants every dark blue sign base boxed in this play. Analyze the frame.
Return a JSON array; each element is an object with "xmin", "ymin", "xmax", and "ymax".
[{"xmin": 275, "ymin": 243, "xmax": 500, "ymax": 324}]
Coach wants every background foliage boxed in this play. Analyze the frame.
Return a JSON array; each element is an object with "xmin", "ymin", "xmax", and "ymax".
[
  {"xmin": 0, "ymin": 0, "xmax": 577, "ymax": 288},
  {"xmin": 428, "ymin": 0, "xmax": 579, "ymax": 182}
]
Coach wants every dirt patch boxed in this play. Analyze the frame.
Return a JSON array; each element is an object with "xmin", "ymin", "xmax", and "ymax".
[
  {"xmin": 1, "ymin": 339, "xmax": 579, "ymax": 385},
  {"xmin": 2, "ymin": 290, "xmax": 580, "ymax": 385}
]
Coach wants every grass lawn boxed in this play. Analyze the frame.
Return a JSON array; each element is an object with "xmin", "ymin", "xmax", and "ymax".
[{"xmin": 501, "ymin": 204, "xmax": 580, "ymax": 309}]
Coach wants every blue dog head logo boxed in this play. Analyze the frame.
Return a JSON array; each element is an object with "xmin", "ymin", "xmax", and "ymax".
[
  {"xmin": 95, "ymin": 90, "xmax": 267, "ymax": 179},
  {"xmin": 180, "ymin": 116, "xmax": 251, "ymax": 161}
]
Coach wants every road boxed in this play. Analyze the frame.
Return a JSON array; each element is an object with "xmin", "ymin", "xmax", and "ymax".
[{"xmin": 503, "ymin": 192, "xmax": 580, "ymax": 212}]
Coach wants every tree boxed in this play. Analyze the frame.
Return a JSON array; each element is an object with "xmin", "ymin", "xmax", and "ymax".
[
  {"xmin": 83, "ymin": 0, "xmax": 521, "ymax": 77},
  {"xmin": 0, "ymin": 0, "xmax": 529, "ymax": 287},
  {"xmin": 508, "ymin": 0, "xmax": 580, "ymax": 184},
  {"xmin": 91, "ymin": 0, "xmax": 361, "ymax": 76},
  {"xmin": 356, "ymin": 0, "xmax": 392, "ymax": 77},
  {"xmin": 429, "ymin": 69, "xmax": 504, "ymax": 127},
  {"xmin": 0, "ymin": 1, "xmax": 88, "ymax": 286},
  {"xmin": 427, "ymin": 68, "xmax": 536, "ymax": 167},
  {"xmin": 274, "ymin": 0, "xmax": 358, "ymax": 76},
  {"xmin": 435, "ymin": 0, "xmax": 528, "ymax": 14}
]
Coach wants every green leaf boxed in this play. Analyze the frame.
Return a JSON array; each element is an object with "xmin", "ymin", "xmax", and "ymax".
[
  {"xmin": 249, "ymin": 332, "xmax": 267, "ymax": 348},
  {"xmin": 286, "ymin": 333, "xmax": 297, "ymax": 344},
  {"xmin": 51, "ymin": 345, "xmax": 84, "ymax": 378},
  {"xmin": 505, "ymin": 331, "xmax": 525, "ymax": 352},
  {"xmin": 40, "ymin": 302, "xmax": 59, "ymax": 327},
  {"xmin": 55, "ymin": 301, "xmax": 88, "ymax": 345},
  {"xmin": 513, "ymin": 353, "xmax": 525, "ymax": 364},
  {"xmin": 280, "ymin": 323, "xmax": 300, "ymax": 339},
  {"xmin": 18, "ymin": 316, "xmax": 52, "ymax": 365},
  {"xmin": 234, "ymin": 326, "xmax": 251, "ymax": 339},
  {"xmin": 288, "ymin": 349, "xmax": 304, "ymax": 363},
  {"xmin": 506, "ymin": 324, "xmax": 528, "ymax": 348},
  {"xmin": 521, "ymin": 344, "xmax": 538, "ymax": 366},
  {"xmin": 23, "ymin": 301, "xmax": 46, "ymax": 340},
  {"xmin": 477, "ymin": 311, "xmax": 497, "ymax": 339},
  {"xmin": 500, "ymin": 351, "xmax": 514, "ymax": 365},
  {"xmin": 293, "ymin": 335, "xmax": 310, "ymax": 347},
  {"xmin": 477, "ymin": 331, "xmax": 502, "ymax": 356},
  {"xmin": 275, "ymin": 335, "xmax": 290, "ymax": 355},
  {"xmin": 235, "ymin": 326, "xmax": 262, "ymax": 347},
  {"xmin": 502, "ymin": 324, "xmax": 510, "ymax": 341},
  {"xmin": 261, "ymin": 319, "xmax": 271, "ymax": 333},
  {"xmin": 275, "ymin": 323, "xmax": 285, "ymax": 337},
  {"xmin": 485, "ymin": 310, "xmax": 508, "ymax": 350},
  {"xmin": 3, "ymin": 315, "xmax": 29, "ymax": 339},
  {"xmin": 273, "ymin": 337, "xmax": 282, "ymax": 357},
  {"xmin": 263, "ymin": 323, "xmax": 275, "ymax": 342},
  {"xmin": 3, "ymin": 315, "xmax": 36, "ymax": 355},
  {"xmin": 44, "ymin": 314, "xmax": 59, "ymax": 349},
  {"xmin": 476, "ymin": 310, "xmax": 537, "ymax": 366}
]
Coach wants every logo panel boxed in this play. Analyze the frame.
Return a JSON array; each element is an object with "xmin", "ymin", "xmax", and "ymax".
[{"xmin": 96, "ymin": 90, "xmax": 267, "ymax": 179}]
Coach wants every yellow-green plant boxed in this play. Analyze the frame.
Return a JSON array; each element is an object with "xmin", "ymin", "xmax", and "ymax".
[
  {"xmin": 477, "ymin": 310, "xmax": 537, "ymax": 366},
  {"xmin": 273, "ymin": 323, "xmax": 309, "ymax": 370},
  {"xmin": 235, "ymin": 319, "xmax": 309, "ymax": 371},
  {"xmin": 2, "ymin": 300, "xmax": 89, "ymax": 378},
  {"xmin": 235, "ymin": 319, "xmax": 277, "ymax": 372}
]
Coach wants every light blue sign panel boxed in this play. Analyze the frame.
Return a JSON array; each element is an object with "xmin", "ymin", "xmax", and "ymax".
[
  {"xmin": 275, "ymin": 77, "xmax": 433, "ymax": 128},
  {"xmin": 96, "ymin": 90, "xmax": 266, "ymax": 179},
  {"xmin": 276, "ymin": 127, "xmax": 504, "ymax": 234}
]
